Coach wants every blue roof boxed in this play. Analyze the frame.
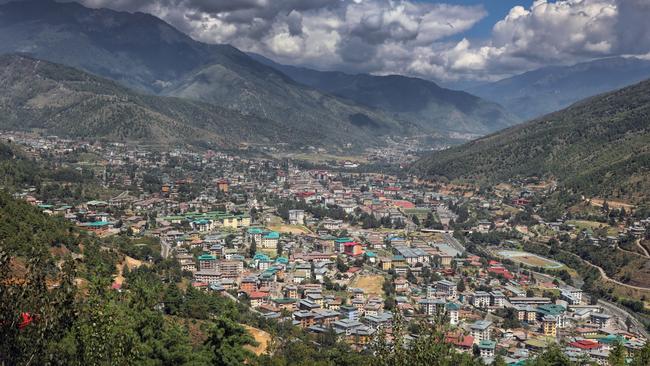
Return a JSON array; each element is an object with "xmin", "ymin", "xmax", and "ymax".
[{"xmin": 263, "ymin": 231, "xmax": 280, "ymax": 239}]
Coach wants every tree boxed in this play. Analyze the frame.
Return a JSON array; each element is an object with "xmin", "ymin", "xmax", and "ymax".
[
  {"xmin": 336, "ymin": 256, "xmax": 349, "ymax": 273},
  {"xmin": 457, "ymin": 279, "xmax": 466, "ymax": 292},
  {"xmin": 206, "ymin": 316, "xmax": 257, "ymax": 366},
  {"xmin": 608, "ymin": 341, "xmax": 627, "ymax": 366},
  {"xmin": 249, "ymin": 237, "xmax": 257, "ymax": 258}
]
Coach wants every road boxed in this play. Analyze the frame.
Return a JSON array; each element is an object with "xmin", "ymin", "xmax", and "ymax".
[
  {"xmin": 442, "ymin": 232, "xmax": 465, "ymax": 254},
  {"xmin": 160, "ymin": 238, "xmax": 172, "ymax": 259},
  {"xmin": 597, "ymin": 298, "xmax": 649, "ymax": 338}
]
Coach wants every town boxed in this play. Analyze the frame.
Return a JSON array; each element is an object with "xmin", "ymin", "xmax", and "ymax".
[{"xmin": 4, "ymin": 132, "xmax": 649, "ymax": 365}]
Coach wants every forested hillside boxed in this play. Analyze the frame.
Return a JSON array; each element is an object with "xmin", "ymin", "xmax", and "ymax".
[
  {"xmin": 0, "ymin": 54, "xmax": 306, "ymax": 147},
  {"xmin": 412, "ymin": 79, "xmax": 650, "ymax": 201}
]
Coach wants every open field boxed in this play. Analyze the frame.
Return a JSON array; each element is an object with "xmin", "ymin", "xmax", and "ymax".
[
  {"xmin": 497, "ymin": 250, "xmax": 564, "ymax": 269},
  {"xmin": 567, "ymin": 220, "xmax": 619, "ymax": 236},
  {"xmin": 349, "ymin": 275, "xmax": 384, "ymax": 296},
  {"xmin": 267, "ymin": 224, "xmax": 311, "ymax": 234},
  {"xmin": 243, "ymin": 325, "xmax": 271, "ymax": 355}
]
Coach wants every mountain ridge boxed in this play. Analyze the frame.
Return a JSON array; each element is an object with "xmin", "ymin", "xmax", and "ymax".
[
  {"xmin": 0, "ymin": 54, "xmax": 309, "ymax": 147},
  {"xmin": 469, "ymin": 56, "xmax": 650, "ymax": 120},
  {"xmin": 412, "ymin": 78, "xmax": 650, "ymax": 202},
  {"xmin": 248, "ymin": 52, "xmax": 518, "ymax": 136}
]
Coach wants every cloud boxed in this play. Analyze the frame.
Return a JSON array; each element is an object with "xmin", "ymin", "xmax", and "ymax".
[{"xmin": 71, "ymin": 0, "xmax": 650, "ymax": 82}]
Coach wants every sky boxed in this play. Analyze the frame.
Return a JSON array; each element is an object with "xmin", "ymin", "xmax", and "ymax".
[{"xmin": 69, "ymin": 0, "xmax": 650, "ymax": 83}]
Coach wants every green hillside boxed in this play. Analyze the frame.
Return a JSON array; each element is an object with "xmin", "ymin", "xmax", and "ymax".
[
  {"xmin": 412, "ymin": 79, "xmax": 650, "ymax": 201},
  {"xmin": 0, "ymin": 54, "xmax": 316, "ymax": 147}
]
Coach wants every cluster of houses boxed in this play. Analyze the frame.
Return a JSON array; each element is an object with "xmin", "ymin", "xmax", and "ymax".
[{"xmin": 11, "ymin": 133, "xmax": 649, "ymax": 365}]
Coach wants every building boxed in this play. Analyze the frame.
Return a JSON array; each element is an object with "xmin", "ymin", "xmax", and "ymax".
[
  {"xmin": 436, "ymin": 280, "xmax": 457, "ymax": 299},
  {"xmin": 542, "ymin": 315, "xmax": 557, "ymax": 337},
  {"xmin": 198, "ymin": 254, "xmax": 217, "ymax": 270},
  {"xmin": 478, "ymin": 340, "xmax": 496, "ymax": 358},
  {"xmin": 218, "ymin": 260, "xmax": 244, "ymax": 277},
  {"xmin": 446, "ymin": 302, "xmax": 461, "ymax": 325},
  {"xmin": 193, "ymin": 269, "xmax": 221, "ymax": 284},
  {"xmin": 470, "ymin": 320, "xmax": 493, "ymax": 343},
  {"xmin": 288, "ymin": 210, "xmax": 305, "ymax": 225},
  {"xmin": 261, "ymin": 231, "xmax": 280, "ymax": 249},
  {"xmin": 419, "ymin": 298, "xmax": 446, "ymax": 316},
  {"xmin": 490, "ymin": 291, "xmax": 506, "ymax": 308},
  {"xmin": 472, "ymin": 291, "xmax": 491, "ymax": 308},
  {"xmin": 590, "ymin": 313, "xmax": 612, "ymax": 329}
]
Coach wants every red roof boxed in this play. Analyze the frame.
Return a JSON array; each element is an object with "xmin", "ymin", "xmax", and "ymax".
[
  {"xmin": 249, "ymin": 291, "xmax": 269, "ymax": 299},
  {"xmin": 488, "ymin": 266, "xmax": 515, "ymax": 280},
  {"xmin": 445, "ymin": 333, "xmax": 474, "ymax": 348},
  {"xmin": 392, "ymin": 200, "xmax": 415, "ymax": 209},
  {"xmin": 569, "ymin": 340, "xmax": 601, "ymax": 350}
]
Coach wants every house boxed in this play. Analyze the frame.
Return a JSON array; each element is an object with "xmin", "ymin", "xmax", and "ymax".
[
  {"xmin": 478, "ymin": 340, "xmax": 496, "ymax": 358},
  {"xmin": 344, "ymin": 242, "xmax": 364, "ymax": 257}
]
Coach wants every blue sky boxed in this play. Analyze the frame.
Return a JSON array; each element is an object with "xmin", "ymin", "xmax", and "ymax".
[{"xmin": 434, "ymin": 0, "xmax": 533, "ymax": 40}]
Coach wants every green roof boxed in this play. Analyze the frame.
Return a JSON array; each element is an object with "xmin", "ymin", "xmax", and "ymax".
[
  {"xmin": 263, "ymin": 231, "xmax": 280, "ymax": 239},
  {"xmin": 536, "ymin": 304, "xmax": 566, "ymax": 316},
  {"xmin": 478, "ymin": 340, "xmax": 496, "ymax": 349},
  {"xmin": 198, "ymin": 254, "xmax": 216, "ymax": 261},
  {"xmin": 81, "ymin": 221, "xmax": 111, "ymax": 227}
]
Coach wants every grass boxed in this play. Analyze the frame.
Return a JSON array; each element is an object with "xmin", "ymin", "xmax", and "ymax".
[
  {"xmin": 349, "ymin": 275, "xmax": 385, "ymax": 296},
  {"xmin": 567, "ymin": 220, "xmax": 619, "ymax": 236}
]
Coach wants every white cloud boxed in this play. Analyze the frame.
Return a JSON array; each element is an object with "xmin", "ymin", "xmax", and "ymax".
[{"xmin": 73, "ymin": 0, "xmax": 650, "ymax": 82}]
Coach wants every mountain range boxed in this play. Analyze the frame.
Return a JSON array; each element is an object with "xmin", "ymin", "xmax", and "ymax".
[
  {"xmin": 0, "ymin": 0, "xmax": 519, "ymax": 148},
  {"xmin": 412, "ymin": 79, "xmax": 650, "ymax": 201},
  {"xmin": 249, "ymin": 53, "xmax": 516, "ymax": 136},
  {"xmin": 0, "ymin": 54, "xmax": 298, "ymax": 147},
  {"xmin": 469, "ymin": 57, "xmax": 650, "ymax": 120}
]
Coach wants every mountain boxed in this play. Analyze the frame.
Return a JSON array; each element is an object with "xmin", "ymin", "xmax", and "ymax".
[
  {"xmin": 249, "ymin": 53, "xmax": 517, "ymax": 136},
  {"xmin": 469, "ymin": 57, "xmax": 650, "ymax": 120},
  {"xmin": 0, "ymin": 54, "xmax": 304, "ymax": 146},
  {"xmin": 412, "ymin": 79, "xmax": 650, "ymax": 201},
  {"xmin": 0, "ymin": 0, "xmax": 413, "ymax": 148}
]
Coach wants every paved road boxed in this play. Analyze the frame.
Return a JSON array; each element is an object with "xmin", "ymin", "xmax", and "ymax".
[
  {"xmin": 442, "ymin": 232, "xmax": 465, "ymax": 254},
  {"xmin": 597, "ymin": 298, "xmax": 648, "ymax": 338},
  {"xmin": 160, "ymin": 238, "xmax": 172, "ymax": 259}
]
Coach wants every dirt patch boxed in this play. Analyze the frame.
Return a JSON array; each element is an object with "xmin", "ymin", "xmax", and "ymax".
[
  {"xmin": 589, "ymin": 198, "xmax": 635, "ymax": 210},
  {"xmin": 350, "ymin": 275, "xmax": 385, "ymax": 296},
  {"xmin": 113, "ymin": 256, "xmax": 145, "ymax": 285},
  {"xmin": 267, "ymin": 224, "xmax": 311, "ymax": 234},
  {"xmin": 243, "ymin": 325, "xmax": 270, "ymax": 356}
]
